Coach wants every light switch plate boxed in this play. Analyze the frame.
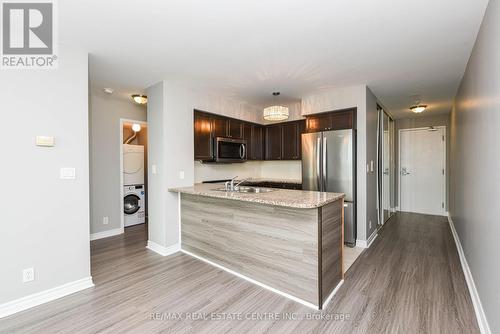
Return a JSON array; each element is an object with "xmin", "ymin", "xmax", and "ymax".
[
  {"xmin": 60, "ymin": 168, "xmax": 76, "ymax": 179},
  {"xmin": 179, "ymin": 171, "xmax": 185, "ymax": 179},
  {"xmin": 36, "ymin": 136, "xmax": 55, "ymax": 147},
  {"xmin": 152, "ymin": 165, "xmax": 157, "ymax": 175},
  {"xmin": 22, "ymin": 267, "xmax": 34, "ymax": 283}
]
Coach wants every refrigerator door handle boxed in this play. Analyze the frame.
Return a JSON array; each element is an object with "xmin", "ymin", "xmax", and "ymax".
[
  {"xmin": 323, "ymin": 137, "xmax": 327, "ymax": 191},
  {"xmin": 317, "ymin": 137, "xmax": 321, "ymax": 190}
]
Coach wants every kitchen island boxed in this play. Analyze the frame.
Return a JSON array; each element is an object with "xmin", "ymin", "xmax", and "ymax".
[{"xmin": 169, "ymin": 183, "xmax": 345, "ymax": 310}]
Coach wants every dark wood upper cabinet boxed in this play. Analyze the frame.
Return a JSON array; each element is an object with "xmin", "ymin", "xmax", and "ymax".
[
  {"xmin": 281, "ymin": 122, "xmax": 300, "ymax": 160},
  {"xmin": 297, "ymin": 119, "xmax": 306, "ymax": 157},
  {"xmin": 252, "ymin": 125, "xmax": 265, "ymax": 160},
  {"xmin": 194, "ymin": 111, "xmax": 213, "ymax": 160},
  {"xmin": 228, "ymin": 119, "xmax": 243, "ymax": 138},
  {"xmin": 306, "ymin": 114, "xmax": 332, "ymax": 132},
  {"xmin": 306, "ymin": 109, "xmax": 355, "ymax": 132},
  {"xmin": 330, "ymin": 110, "xmax": 353, "ymax": 130},
  {"xmin": 194, "ymin": 109, "xmax": 310, "ymax": 162},
  {"xmin": 243, "ymin": 123, "xmax": 253, "ymax": 159},
  {"xmin": 265, "ymin": 124, "xmax": 282, "ymax": 160},
  {"xmin": 212, "ymin": 116, "xmax": 228, "ymax": 138}
]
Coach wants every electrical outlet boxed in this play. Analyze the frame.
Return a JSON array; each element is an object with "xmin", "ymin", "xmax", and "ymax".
[
  {"xmin": 103, "ymin": 216, "xmax": 109, "ymax": 225},
  {"xmin": 23, "ymin": 267, "xmax": 34, "ymax": 283},
  {"xmin": 369, "ymin": 220, "xmax": 372, "ymax": 229}
]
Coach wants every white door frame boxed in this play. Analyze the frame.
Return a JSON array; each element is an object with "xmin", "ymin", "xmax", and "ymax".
[
  {"xmin": 120, "ymin": 118, "xmax": 148, "ymax": 230},
  {"xmin": 398, "ymin": 126, "xmax": 446, "ymax": 215}
]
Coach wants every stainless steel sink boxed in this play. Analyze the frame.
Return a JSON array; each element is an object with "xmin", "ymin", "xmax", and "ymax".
[{"xmin": 213, "ymin": 186, "xmax": 276, "ymax": 193}]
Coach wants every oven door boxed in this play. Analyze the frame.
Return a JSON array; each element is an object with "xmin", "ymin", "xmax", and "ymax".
[{"xmin": 215, "ymin": 137, "xmax": 247, "ymax": 163}]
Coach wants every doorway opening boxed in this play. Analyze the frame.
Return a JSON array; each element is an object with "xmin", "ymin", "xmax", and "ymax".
[
  {"xmin": 398, "ymin": 126, "xmax": 446, "ymax": 216},
  {"xmin": 120, "ymin": 119, "xmax": 148, "ymax": 231}
]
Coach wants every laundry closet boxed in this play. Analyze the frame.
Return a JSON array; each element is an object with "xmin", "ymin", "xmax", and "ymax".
[{"xmin": 122, "ymin": 122, "xmax": 148, "ymax": 227}]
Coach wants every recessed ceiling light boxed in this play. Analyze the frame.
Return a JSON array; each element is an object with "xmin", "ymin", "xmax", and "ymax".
[
  {"xmin": 410, "ymin": 105, "xmax": 427, "ymax": 113},
  {"xmin": 131, "ymin": 94, "xmax": 147, "ymax": 105}
]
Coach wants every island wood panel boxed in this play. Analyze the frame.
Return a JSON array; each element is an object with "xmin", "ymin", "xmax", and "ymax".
[
  {"xmin": 320, "ymin": 199, "xmax": 343, "ymax": 305},
  {"xmin": 181, "ymin": 194, "xmax": 320, "ymax": 305}
]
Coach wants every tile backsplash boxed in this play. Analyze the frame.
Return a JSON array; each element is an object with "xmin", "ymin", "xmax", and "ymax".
[{"xmin": 194, "ymin": 160, "xmax": 302, "ymax": 183}]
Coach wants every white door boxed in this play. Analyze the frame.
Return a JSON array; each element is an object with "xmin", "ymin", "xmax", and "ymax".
[{"xmin": 399, "ymin": 127, "xmax": 446, "ymax": 215}]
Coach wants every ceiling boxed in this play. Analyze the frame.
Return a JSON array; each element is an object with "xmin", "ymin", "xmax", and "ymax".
[{"xmin": 60, "ymin": 0, "xmax": 489, "ymax": 118}]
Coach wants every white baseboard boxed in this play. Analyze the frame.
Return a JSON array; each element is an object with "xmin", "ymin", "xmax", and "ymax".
[
  {"xmin": 90, "ymin": 227, "xmax": 123, "ymax": 241},
  {"xmin": 0, "ymin": 277, "xmax": 94, "ymax": 319},
  {"xmin": 447, "ymin": 215, "xmax": 491, "ymax": 334},
  {"xmin": 181, "ymin": 248, "xmax": 322, "ymax": 310},
  {"xmin": 356, "ymin": 230, "xmax": 378, "ymax": 249},
  {"xmin": 146, "ymin": 240, "xmax": 180, "ymax": 256},
  {"xmin": 322, "ymin": 280, "xmax": 344, "ymax": 309}
]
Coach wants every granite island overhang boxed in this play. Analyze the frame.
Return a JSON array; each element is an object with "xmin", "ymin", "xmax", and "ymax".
[{"xmin": 169, "ymin": 183, "xmax": 345, "ymax": 310}]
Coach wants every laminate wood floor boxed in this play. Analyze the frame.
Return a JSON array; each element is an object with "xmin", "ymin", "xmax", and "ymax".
[{"xmin": 0, "ymin": 213, "xmax": 479, "ymax": 334}]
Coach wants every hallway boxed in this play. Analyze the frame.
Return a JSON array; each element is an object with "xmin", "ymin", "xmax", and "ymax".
[{"xmin": 0, "ymin": 213, "xmax": 479, "ymax": 333}]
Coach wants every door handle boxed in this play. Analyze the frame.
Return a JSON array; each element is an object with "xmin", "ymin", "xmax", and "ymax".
[
  {"xmin": 401, "ymin": 168, "xmax": 410, "ymax": 175},
  {"xmin": 323, "ymin": 137, "xmax": 327, "ymax": 191},
  {"xmin": 317, "ymin": 137, "xmax": 321, "ymax": 190},
  {"xmin": 239, "ymin": 144, "xmax": 246, "ymax": 159}
]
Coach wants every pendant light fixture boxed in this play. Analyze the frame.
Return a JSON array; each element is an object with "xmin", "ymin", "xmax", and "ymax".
[{"xmin": 263, "ymin": 92, "xmax": 289, "ymax": 121}]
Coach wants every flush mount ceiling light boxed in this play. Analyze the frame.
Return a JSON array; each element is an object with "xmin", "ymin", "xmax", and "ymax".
[
  {"xmin": 131, "ymin": 94, "xmax": 147, "ymax": 105},
  {"xmin": 410, "ymin": 105, "xmax": 427, "ymax": 113},
  {"xmin": 263, "ymin": 92, "xmax": 289, "ymax": 121},
  {"xmin": 131, "ymin": 123, "xmax": 141, "ymax": 132},
  {"xmin": 409, "ymin": 95, "xmax": 427, "ymax": 113}
]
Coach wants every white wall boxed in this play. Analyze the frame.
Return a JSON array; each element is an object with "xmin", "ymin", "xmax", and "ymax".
[
  {"xmin": 301, "ymin": 84, "xmax": 379, "ymax": 241},
  {"xmin": 450, "ymin": 0, "xmax": 499, "ymax": 331},
  {"xmin": 89, "ymin": 90, "xmax": 146, "ymax": 235},
  {"xmin": 147, "ymin": 81, "xmax": 195, "ymax": 249},
  {"xmin": 0, "ymin": 46, "xmax": 92, "ymax": 305}
]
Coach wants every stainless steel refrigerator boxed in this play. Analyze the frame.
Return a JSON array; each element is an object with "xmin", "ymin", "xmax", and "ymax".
[{"xmin": 302, "ymin": 129, "xmax": 356, "ymax": 246}]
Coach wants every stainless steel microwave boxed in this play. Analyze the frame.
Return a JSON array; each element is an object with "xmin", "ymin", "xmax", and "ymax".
[{"xmin": 214, "ymin": 137, "xmax": 247, "ymax": 163}]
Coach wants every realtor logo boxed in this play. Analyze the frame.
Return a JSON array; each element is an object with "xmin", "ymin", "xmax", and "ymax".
[{"xmin": 1, "ymin": 0, "xmax": 57, "ymax": 68}]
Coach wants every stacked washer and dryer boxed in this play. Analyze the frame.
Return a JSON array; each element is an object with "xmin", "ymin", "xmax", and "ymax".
[{"xmin": 123, "ymin": 144, "xmax": 146, "ymax": 227}]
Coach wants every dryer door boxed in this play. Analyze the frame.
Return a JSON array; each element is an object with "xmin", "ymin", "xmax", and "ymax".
[{"xmin": 124, "ymin": 194, "xmax": 140, "ymax": 215}]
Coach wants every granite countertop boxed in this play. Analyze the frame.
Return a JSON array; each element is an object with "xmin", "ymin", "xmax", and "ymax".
[{"xmin": 169, "ymin": 183, "xmax": 344, "ymax": 209}]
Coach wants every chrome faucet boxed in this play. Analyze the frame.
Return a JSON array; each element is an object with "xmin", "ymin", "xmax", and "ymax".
[
  {"xmin": 225, "ymin": 176, "xmax": 238, "ymax": 191},
  {"xmin": 224, "ymin": 176, "xmax": 248, "ymax": 191}
]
